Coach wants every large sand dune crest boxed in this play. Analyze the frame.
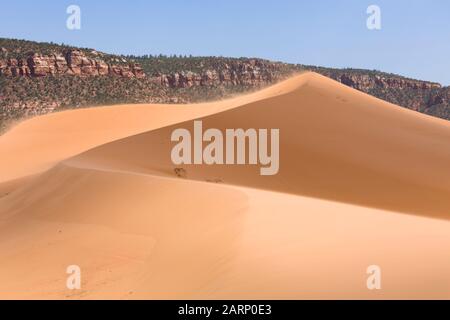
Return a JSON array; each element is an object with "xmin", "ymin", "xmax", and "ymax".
[
  {"xmin": 1, "ymin": 72, "xmax": 450, "ymax": 299},
  {"xmin": 67, "ymin": 73, "xmax": 450, "ymax": 219},
  {"xmin": 0, "ymin": 73, "xmax": 305, "ymax": 184}
]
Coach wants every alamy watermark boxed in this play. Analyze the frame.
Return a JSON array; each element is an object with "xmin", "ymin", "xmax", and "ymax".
[
  {"xmin": 367, "ymin": 5, "xmax": 381, "ymax": 30},
  {"xmin": 66, "ymin": 265, "xmax": 81, "ymax": 290},
  {"xmin": 66, "ymin": 5, "xmax": 81, "ymax": 30},
  {"xmin": 366, "ymin": 265, "xmax": 381, "ymax": 290},
  {"xmin": 171, "ymin": 121, "xmax": 280, "ymax": 176}
]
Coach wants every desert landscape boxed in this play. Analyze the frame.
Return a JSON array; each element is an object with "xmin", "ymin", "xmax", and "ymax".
[{"xmin": 0, "ymin": 72, "xmax": 449, "ymax": 299}]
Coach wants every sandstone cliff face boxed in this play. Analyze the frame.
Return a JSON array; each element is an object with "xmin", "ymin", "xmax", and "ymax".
[
  {"xmin": 312, "ymin": 69, "xmax": 444, "ymax": 112},
  {"xmin": 145, "ymin": 59, "xmax": 443, "ymax": 97},
  {"xmin": 0, "ymin": 57, "xmax": 31, "ymax": 76},
  {"xmin": 329, "ymin": 73, "xmax": 442, "ymax": 91},
  {"xmin": 1, "ymin": 46, "xmax": 442, "ymax": 95},
  {"xmin": 0, "ymin": 49, "xmax": 145, "ymax": 79},
  {"xmin": 148, "ymin": 59, "xmax": 281, "ymax": 88}
]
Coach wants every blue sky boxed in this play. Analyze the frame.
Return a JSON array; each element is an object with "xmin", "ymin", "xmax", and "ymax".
[{"xmin": 1, "ymin": 0, "xmax": 449, "ymax": 85}]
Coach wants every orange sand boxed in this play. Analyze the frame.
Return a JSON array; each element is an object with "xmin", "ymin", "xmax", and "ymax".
[{"xmin": 0, "ymin": 72, "xmax": 449, "ymax": 299}]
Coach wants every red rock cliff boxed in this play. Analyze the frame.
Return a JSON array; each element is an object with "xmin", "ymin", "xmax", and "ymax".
[{"xmin": 0, "ymin": 49, "xmax": 145, "ymax": 78}]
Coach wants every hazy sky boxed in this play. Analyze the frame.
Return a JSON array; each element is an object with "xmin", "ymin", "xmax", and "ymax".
[{"xmin": 1, "ymin": 0, "xmax": 449, "ymax": 85}]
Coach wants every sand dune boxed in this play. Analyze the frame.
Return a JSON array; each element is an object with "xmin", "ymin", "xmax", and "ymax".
[
  {"xmin": 1, "ymin": 72, "xmax": 450, "ymax": 299},
  {"xmin": 0, "ymin": 76, "xmax": 299, "ymax": 184},
  {"xmin": 68, "ymin": 73, "xmax": 450, "ymax": 219}
]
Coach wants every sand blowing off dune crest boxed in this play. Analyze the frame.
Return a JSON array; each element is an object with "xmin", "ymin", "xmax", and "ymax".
[
  {"xmin": 1, "ymin": 72, "xmax": 450, "ymax": 299},
  {"xmin": 0, "ymin": 73, "xmax": 305, "ymax": 184}
]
